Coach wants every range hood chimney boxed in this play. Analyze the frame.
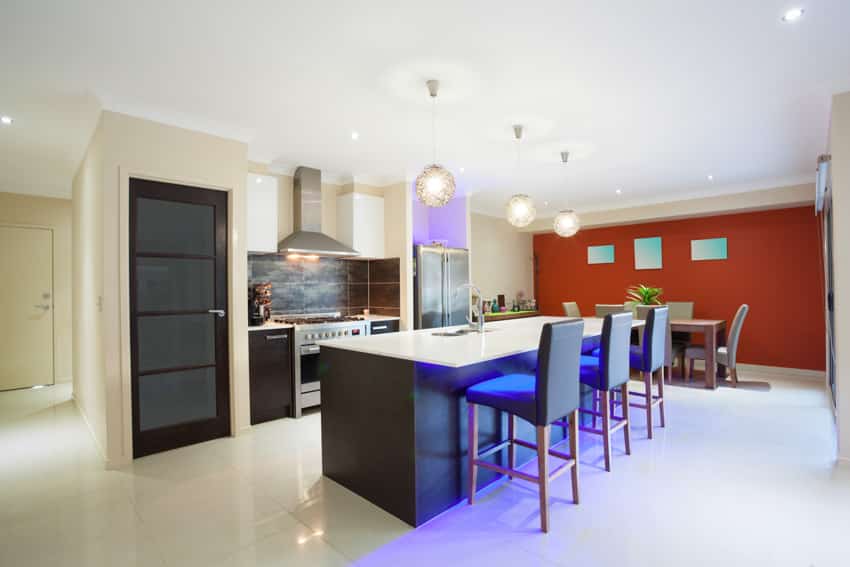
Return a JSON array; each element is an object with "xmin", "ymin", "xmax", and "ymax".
[{"xmin": 277, "ymin": 166, "xmax": 359, "ymax": 257}]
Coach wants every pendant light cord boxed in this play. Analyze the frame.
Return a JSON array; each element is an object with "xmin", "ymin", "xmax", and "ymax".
[{"xmin": 431, "ymin": 96, "xmax": 437, "ymax": 163}]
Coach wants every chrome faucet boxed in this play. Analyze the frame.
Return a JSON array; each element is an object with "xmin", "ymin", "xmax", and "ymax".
[{"xmin": 458, "ymin": 283, "xmax": 484, "ymax": 333}]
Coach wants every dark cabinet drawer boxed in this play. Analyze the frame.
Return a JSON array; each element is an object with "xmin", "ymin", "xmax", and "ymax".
[
  {"xmin": 370, "ymin": 319, "xmax": 399, "ymax": 335},
  {"xmin": 249, "ymin": 328, "xmax": 293, "ymax": 424}
]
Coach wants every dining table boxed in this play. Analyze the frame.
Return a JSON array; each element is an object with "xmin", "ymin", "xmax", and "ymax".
[{"xmin": 670, "ymin": 318, "xmax": 727, "ymax": 389}]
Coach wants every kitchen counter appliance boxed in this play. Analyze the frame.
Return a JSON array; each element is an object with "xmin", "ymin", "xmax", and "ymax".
[
  {"xmin": 271, "ymin": 312, "xmax": 369, "ymax": 417},
  {"xmin": 413, "ymin": 244, "xmax": 470, "ymax": 329}
]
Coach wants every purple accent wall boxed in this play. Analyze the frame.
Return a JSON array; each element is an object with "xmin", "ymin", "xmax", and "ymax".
[{"xmin": 411, "ymin": 184, "xmax": 468, "ymax": 248}]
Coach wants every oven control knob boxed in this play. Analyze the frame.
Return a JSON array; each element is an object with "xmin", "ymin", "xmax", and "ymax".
[
  {"xmin": 324, "ymin": 332, "xmax": 330, "ymax": 338},
  {"xmin": 344, "ymin": 330, "xmax": 349, "ymax": 335}
]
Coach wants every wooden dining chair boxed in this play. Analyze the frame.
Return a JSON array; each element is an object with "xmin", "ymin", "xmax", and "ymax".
[
  {"xmin": 595, "ymin": 304, "xmax": 627, "ymax": 317},
  {"xmin": 685, "ymin": 304, "xmax": 749, "ymax": 387},
  {"xmin": 665, "ymin": 301, "xmax": 694, "ymax": 380},
  {"xmin": 562, "ymin": 301, "xmax": 581, "ymax": 318}
]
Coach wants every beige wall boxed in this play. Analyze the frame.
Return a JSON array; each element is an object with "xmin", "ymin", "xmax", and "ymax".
[
  {"xmin": 74, "ymin": 111, "xmax": 249, "ymax": 467},
  {"xmin": 382, "ymin": 182, "xmax": 413, "ymax": 330},
  {"xmin": 830, "ymin": 91, "xmax": 850, "ymax": 461},
  {"xmin": 0, "ymin": 193, "xmax": 73, "ymax": 383},
  {"xmin": 72, "ymin": 119, "xmax": 107, "ymax": 455},
  {"xmin": 523, "ymin": 183, "xmax": 815, "ymax": 232},
  {"xmin": 470, "ymin": 212, "xmax": 534, "ymax": 301}
]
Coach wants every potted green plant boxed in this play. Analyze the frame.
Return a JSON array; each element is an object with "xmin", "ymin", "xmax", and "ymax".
[{"xmin": 626, "ymin": 284, "xmax": 663, "ymax": 319}]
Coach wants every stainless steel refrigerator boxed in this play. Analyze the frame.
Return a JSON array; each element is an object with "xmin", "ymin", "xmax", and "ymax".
[{"xmin": 413, "ymin": 244, "xmax": 470, "ymax": 329}]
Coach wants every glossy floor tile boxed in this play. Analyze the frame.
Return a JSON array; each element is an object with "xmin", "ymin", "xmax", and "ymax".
[{"xmin": 0, "ymin": 371, "xmax": 847, "ymax": 566}]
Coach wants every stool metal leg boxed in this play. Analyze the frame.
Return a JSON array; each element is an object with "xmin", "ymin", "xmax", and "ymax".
[
  {"xmin": 644, "ymin": 371, "xmax": 654, "ymax": 439},
  {"xmin": 535, "ymin": 425, "xmax": 551, "ymax": 533},
  {"xmin": 657, "ymin": 367, "xmax": 666, "ymax": 428},
  {"xmin": 507, "ymin": 413, "xmax": 516, "ymax": 478},
  {"xmin": 621, "ymin": 383, "xmax": 632, "ymax": 455},
  {"xmin": 569, "ymin": 410, "xmax": 580, "ymax": 504},
  {"xmin": 601, "ymin": 390, "xmax": 612, "ymax": 471},
  {"xmin": 467, "ymin": 403, "xmax": 478, "ymax": 505}
]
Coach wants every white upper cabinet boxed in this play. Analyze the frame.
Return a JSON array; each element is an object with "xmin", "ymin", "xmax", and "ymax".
[
  {"xmin": 246, "ymin": 174, "xmax": 279, "ymax": 253},
  {"xmin": 337, "ymin": 192, "xmax": 385, "ymax": 259}
]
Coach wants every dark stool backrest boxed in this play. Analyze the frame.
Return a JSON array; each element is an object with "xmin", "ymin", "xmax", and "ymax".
[
  {"xmin": 640, "ymin": 306, "xmax": 669, "ymax": 372},
  {"xmin": 598, "ymin": 312, "xmax": 633, "ymax": 390},
  {"xmin": 536, "ymin": 319, "xmax": 584, "ymax": 425}
]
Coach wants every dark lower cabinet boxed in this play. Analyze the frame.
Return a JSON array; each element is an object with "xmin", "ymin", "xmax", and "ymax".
[
  {"xmin": 370, "ymin": 319, "xmax": 399, "ymax": 335},
  {"xmin": 249, "ymin": 328, "xmax": 293, "ymax": 424}
]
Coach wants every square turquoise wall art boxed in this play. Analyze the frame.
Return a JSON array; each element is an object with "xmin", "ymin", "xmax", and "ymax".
[
  {"xmin": 691, "ymin": 237, "xmax": 728, "ymax": 261},
  {"xmin": 634, "ymin": 237, "xmax": 663, "ymax": 270},
  {"xmin": 587, "ymin": 244, "xmax": 615, "ymax": 264}
]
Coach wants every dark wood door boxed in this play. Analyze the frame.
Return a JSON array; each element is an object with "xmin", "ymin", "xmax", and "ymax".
[
  {"xmin": 130, "ymin": 178, "xmax": 230, "ymax": 458},
  {"xmin": 249, "ymin": 328, "xmax": 293, "ymax": 424}
]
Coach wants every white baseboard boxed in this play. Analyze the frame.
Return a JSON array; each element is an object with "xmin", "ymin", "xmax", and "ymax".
[
  {"xmin": 681, "ymin": 360, "xmax": 825, "ymax": 381},
  {"xmin": 735, "ymin": 363, "xmax": 825, "ymax": 381},
  {"xmin": 71, "ymin": 393, "xmax": 108, "ymax": 465}
]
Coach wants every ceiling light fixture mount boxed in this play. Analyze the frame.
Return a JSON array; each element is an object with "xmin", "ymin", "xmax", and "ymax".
[
  {"xmin": 0, "ymin": 116, "xmax": 13, "ymax": 125},
  {"xmin": 782, "ymin": 8, "xmax": 804, "ymax": 22},
  {"xmin": 415, "ymin": 79, "xmax": 456, "ymax": 207},
  {"xmin": 506, "ymin": 125, "xmax": 537, "ymax": 228}
]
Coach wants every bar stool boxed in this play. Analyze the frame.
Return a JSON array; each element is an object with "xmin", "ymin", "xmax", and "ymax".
[
  {"xmin": 563, "ymin": 312, "xmax": 633, "ymax": 472},
  {"xmin": 466, "ymin": 319, "xmax": 584, "ymax": 533},
  {"xmin": 628, "ymin": 306, "xmax": 668, "ymax": 439}
]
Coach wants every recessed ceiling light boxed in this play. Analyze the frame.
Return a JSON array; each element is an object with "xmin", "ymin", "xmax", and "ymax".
[
  {"xmin": 781, "ymin": 8, "xmax": 804, "ymax": 22},
  {"xmin": 255, "ymin": 176, "xmax": 263, "ymax": 184},
  {"xmin": 707, "ymin": 174, "xmax": 714, "ymax": 181},
  {"xmin": 351, "ymin": 131, "xmax": 359, "ymax": 141},
  {"xmin": 615, "ymin": 189, "xmax": 622, "ymax": 195},
  {"xmin": 0, "ymin": 116, "xmax": 12, "ymax": 125},
  {"xmin": 459, "ymin": 167, "xmax": 465, "ymax": 174},
  {"xmin": 543, "ymin": 201, "xmax": 549, "ymax": 207}
]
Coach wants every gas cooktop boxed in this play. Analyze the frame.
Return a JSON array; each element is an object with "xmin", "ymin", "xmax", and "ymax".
[{"xmin": 272, "ymin": 313, "xmax": 365, "ymax": 326}]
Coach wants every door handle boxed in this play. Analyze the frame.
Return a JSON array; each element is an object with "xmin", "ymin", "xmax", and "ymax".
[
  {"xmin": 208, "ymin": 309, "xmax": 226, "ymax": 318},
  {"xmin": 265, "ymin": 334, "xmax": 288, "ymax": 341},
  {"xmin": 372, "ymin": 325, "xmax": 388, "ymax": 331},
  {"xmin": 34, "ymin": 304, "xmax": 50, "ymax": 311}
]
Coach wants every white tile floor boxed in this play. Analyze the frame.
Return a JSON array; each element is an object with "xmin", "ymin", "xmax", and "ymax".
[{"xmin": 1, "ymin": 372, "xmax": 848, "ymax": 566}]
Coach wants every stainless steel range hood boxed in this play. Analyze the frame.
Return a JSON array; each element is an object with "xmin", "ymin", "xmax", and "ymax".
[{"xmin": 277, "ymin": 166, "xmax": 359, "ymax": 257}]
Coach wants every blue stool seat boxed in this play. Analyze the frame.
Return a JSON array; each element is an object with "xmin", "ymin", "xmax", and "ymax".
[{"xmin": 466, "ymin": 373, "xmax": 536, "ymax": 425}]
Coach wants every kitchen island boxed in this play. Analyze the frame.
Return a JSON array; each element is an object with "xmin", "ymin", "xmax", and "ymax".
[{"xmin": 319, "ymin": 316, "xmax": 643, "ymax": 526}]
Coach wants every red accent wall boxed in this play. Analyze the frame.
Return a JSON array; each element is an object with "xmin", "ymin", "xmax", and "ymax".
[{"xmin": 533, "ymin": 206, "xmax": 825, "ymax": 370}]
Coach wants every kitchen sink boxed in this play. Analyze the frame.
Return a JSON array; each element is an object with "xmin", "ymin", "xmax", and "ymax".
[{"xmin": 431, "ymin": 328, "xmax": 495, "ymax": 337}]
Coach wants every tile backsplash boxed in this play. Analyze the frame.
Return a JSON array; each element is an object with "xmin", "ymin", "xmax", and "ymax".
[{"xmin": 249, "ymin": 255, "xmax": 400, "ymax": 316}]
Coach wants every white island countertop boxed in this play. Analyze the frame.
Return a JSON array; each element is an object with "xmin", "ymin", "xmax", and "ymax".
[{"xmin": 319, "ymin": 316, "xmax": 643, "ymax": 368}]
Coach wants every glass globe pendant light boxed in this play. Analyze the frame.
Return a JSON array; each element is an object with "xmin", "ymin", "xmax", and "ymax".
[
  {"xmin": 506, "ymin": 125, "xmax": 537, "ymax": 228},
  {"xmin": 506, "ymin": 194, "xmax": 536, "ymax": 228},
  {"xmin": 553, "ymin": 150, "xmax": 581, "ymax": 237},
  {"xmin": 553, "ymin": 209, "xmax": 580, "ymax": 237},
  {"xmin": 415, "ymin": 80, "xmax": 456, "ymax": 207}
]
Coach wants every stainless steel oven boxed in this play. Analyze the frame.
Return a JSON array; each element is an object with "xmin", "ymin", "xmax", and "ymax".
[{"xmin": 282, "ymin": 314, "xmax": 369, "ymax": 417}]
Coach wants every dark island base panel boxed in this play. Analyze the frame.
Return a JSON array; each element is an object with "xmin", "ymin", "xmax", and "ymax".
[{"xmin": 320, "ymin": 347, "xmax": 595, "ymax": 527}]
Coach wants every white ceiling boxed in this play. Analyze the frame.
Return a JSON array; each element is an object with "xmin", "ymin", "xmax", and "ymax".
[{"xmin": 1, "ymin": 1, "xmax": 849, "ymax": 214}]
